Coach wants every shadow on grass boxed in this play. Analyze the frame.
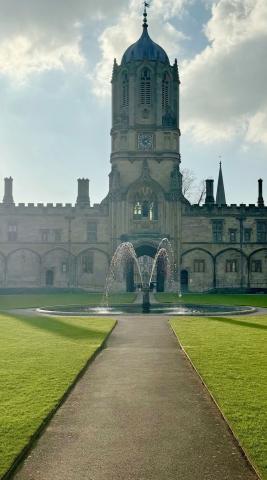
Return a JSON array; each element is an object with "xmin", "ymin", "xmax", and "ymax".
[
  {"xmin": 8, "ymin": 313, "xmax": 106, "ymax": 340},
  {"xmin": 206, "ymin": 316, "xmax": 267, "ymax": 331}
]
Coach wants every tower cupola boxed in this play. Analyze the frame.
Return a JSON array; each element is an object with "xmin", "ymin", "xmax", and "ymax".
[{"xmin": 121, "ymin": 6, "xmax": 169, "ymax": 65}]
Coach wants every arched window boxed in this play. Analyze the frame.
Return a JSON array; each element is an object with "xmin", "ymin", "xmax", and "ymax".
[
  {"xmin": 162, "ymin": 72, "xmax": 170, "ymax": 111},
  {"xmin": 140, "ymin": 69, "xmax": 151, "ymax": 105},
  {"xmin": 122, "ymin": 72, "xmax": 129, "ymax": 107},
  {"xmin": 134, "ymin": 201, "xmax": 142, "ymax": 216},
  {"xmin": 133, "ymin": 192, "xmax": 158, "ymax": 221}
]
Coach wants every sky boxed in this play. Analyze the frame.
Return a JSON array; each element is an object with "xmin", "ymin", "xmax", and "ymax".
[{"xmin": 0, "ymin": 0, "xmax": 267, "ymax": 206}]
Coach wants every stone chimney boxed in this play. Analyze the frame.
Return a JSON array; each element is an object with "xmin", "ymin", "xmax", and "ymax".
[
  {"xmin": 76, "ymin": 178, "xmax": 90, "ymax": 206},
  {"xmin": 205, "ymin": 179, "xmax": 215, "ymax": 205},
  {"xmin": 3, "ymin": 177, "xmax": 14, "ymax": 205},
  {"xmin": 258, "ymin": 178, "xmax": 264, "ymax": 207}
]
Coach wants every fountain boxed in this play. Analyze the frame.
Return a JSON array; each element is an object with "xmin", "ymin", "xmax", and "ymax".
[
  {"xmin": 37, "ymin": 239, "xmax": 257, "ymax": 316},
  {"xmin": 103, "ymin": 240, "xmax": 175, "ymax": 313}
]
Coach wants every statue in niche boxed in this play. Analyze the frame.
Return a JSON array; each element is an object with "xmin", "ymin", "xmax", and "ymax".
[{"xmin": 162, "ymin": 106, "xmax": 176, "ymax": 127}]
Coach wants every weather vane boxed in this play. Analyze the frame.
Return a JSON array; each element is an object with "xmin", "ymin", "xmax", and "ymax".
[{"xmin": 143, "ymin": 1, "xmax": 150, "ymax": 27}]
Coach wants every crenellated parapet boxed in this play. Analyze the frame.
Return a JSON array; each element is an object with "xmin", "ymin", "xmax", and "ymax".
[
  {"xmin": 0, "ymin": 202, "xmax": 109, "ymax": 215},
  {"xmin": 184, "ymin": 203, "xmax": 267, "ymax": 216}
]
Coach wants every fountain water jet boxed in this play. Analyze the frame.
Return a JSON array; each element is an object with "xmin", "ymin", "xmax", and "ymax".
[
  {"xmin": 104, "ymin": 240, "xmax": 176, "ymax": 312},
  {"xmin": 104, "ymin": 242, "xmax": 143, "ymax": 306}
]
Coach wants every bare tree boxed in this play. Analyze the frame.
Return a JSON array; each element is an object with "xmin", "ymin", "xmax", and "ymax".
[{"xmin": 181, "ymin": 168, "xmax": 205, "ymax": 205}]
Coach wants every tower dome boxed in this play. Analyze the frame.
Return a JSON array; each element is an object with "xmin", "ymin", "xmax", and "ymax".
[{"xmin": 121, "ymin": 6, "xmax": 169, "ymax": 65}]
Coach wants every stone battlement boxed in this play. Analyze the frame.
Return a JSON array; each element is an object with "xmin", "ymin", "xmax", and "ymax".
[
  {"xmin": 186, "ymin": 203, "xmax": 267, "ymax": 215},
  {"xmin": 0, "ymin": 202, "xmax": 108, "ymax": 215}
]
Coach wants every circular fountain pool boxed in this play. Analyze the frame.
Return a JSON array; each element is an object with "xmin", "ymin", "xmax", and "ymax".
[{"xmin": 37, "ymin": 303, "xmax": 256, "ymax": 316}]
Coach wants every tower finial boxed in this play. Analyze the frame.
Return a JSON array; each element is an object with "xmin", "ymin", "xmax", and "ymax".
[{"xmin": 143, "ymin": 1, "xmax": 149, "ymax": 29}]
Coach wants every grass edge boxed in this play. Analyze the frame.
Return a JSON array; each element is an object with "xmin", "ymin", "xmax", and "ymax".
[
  {"xmin": 1, "ymin": 319, "xmax": 117, "ymax": 480},
  {"xmin": 169, "ymin": 319, "xmax": 262, "ymax": 480}
]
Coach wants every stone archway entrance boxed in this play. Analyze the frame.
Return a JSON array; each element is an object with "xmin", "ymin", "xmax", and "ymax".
[{"xmin": 125, "ymin": 245, "xmax": 166, "ymax": 292}]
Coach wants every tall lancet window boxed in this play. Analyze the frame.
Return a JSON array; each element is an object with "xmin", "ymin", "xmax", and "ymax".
[
  {"xmin": 122, "ymin": 72, "xmax": 129, "ymax": 107},
  {"xmin": 162, "ymin": 72, "xmax": 170, "ymax": 111},
  {"xmin": 140, "ymin": 69, "xmax": 151, "ymax": 105}
]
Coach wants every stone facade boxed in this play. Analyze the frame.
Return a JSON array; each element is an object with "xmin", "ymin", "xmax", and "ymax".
[{"xmin": 1, "ymin": 16, "xmax": 267, "ymax": 292}]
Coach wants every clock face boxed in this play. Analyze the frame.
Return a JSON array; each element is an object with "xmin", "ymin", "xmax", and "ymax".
[{"xmin": 138, "ymin": 133, "xmax": 153, "ymax": 151}]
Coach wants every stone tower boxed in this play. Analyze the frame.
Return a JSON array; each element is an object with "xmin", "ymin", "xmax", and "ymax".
[{"xmin": 108, "ymin": 6, "xmax": 185, "ymax": 286}]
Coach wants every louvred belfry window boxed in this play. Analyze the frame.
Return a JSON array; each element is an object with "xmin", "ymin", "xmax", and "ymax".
[
  {"xmin": 162, "ymin": 72, "xmax": 170, "ymax": 110},
  {"xmin": 140, "ymin": 69, "xmax": 151, "ymax": 105},
  {"xmin": 122, "ymin": 72, "xmax": 129, "ymax": 107}
]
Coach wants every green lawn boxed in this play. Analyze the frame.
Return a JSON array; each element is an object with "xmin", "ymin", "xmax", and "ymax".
[
  {"xmin": 156, "ymin": 292, "xmax": 267, "ymax": 308},
  {"xmin": 0, "ymin": 313, "xmax": 116, "ymax": 478},
  {"xmin": 0, "ymin": 292, "xmax": 136, "ymax": 310},
  {"xmin": 170, "ymin": 315, "xmax": 267, "ymax": 480}
]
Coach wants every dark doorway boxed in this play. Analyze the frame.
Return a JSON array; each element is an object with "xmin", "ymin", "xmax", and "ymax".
[
  {"xmin": 134, "ymin": 244, "xmax": 166, "ymax": 292},
  {"xmin": 126, "ymin": 259, "xmax": 134, "ymax": 292},
  {"xmin": 180, "ymin": 269, "xmax": 189, "ymax": 292},
  {"xmin": 46, "ymin": 269, "xmax": 54, "ymax": 286},
  {"xmin": 156, "ymin": 255, "xmax": 165, "ymax": 292}
]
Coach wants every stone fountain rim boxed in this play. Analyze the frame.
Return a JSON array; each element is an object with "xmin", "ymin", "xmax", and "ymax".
[{"xmin": 36, "ymin": 303, "xmax": 257, "ymax": 317}]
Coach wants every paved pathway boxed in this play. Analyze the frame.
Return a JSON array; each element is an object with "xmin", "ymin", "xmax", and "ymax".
[{"xmin": 13, "ymin": 316, "xmax": 258, "ymax": 480}]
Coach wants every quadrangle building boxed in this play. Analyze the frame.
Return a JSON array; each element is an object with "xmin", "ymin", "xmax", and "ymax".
[{"xmin": 1, "ymin": 11, "xmax": 267, "ymax": 293}]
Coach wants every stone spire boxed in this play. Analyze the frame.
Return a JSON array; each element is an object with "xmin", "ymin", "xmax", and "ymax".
[{"xmin": 216, "ymin": 162, "xmax": 226, "ymax": 206}]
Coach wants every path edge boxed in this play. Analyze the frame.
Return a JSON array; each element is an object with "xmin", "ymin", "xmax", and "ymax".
[
  {"xmin": 1, "ymin": 319, "xmax": 117, "ymax": 480},
  {"xmin": 169, "ymin": 320, "xmax": 262, "ymax": 480}
]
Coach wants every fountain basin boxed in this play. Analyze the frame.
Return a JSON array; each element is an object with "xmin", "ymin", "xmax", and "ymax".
[{"xmin": 37, "ymin": 303, "xmax": 256, "ymax": 316}]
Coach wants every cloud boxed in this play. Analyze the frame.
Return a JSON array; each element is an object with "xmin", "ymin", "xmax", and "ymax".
[
  {"xmin": 181, "ymin": 0, "xmax": 267, "ymax": 145},
  {"xmin": 0, "ymin": 0, "xmax": 125, "ymax": 81}
]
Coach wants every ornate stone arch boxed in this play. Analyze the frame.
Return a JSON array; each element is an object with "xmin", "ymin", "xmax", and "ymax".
[
  {"xmin": 76, "ymin": 247, "xmax": 110, "ymax": 262},
  {"xmin": 7, "ymin": 248, "xmax": 41, "ymax": 287},
  {"xmin": 248, "ymin": 248, "xmax": 267, "ymax": 260},
  {"xmin": 126, "ymin": 161, "xmax": 165, "ymax": 222},
  {"xmin": 7, "ymin": 247, "xmax": 41, "ymax": 261},
  {"xmin": 76, "ymin": 248, "xmax": 110, "ymax": 290},
  {"xmin": 248, "ymin": 248, "xmax": 267, "ymax": 288},
  {"xmin": 215, "ymin": 248, "xmax": 248, "ymax": 289},
  {"xmin": 42, "ymin": 248, "xmax": 74, "ymax": 288},
  {"xmin": 181, "ymin": 248, "xmax": 215, "ymax": 292},
  {"xmin": 215, "ymin": 247, "xmax": 248, "ymax": 260},
  {"xmin": 182, "ymin": 248, "xmax": 214, "ymax": 260},
  {"xmin": 42, "ymin": 247, "xmax": 73, "ymax": 259}
]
